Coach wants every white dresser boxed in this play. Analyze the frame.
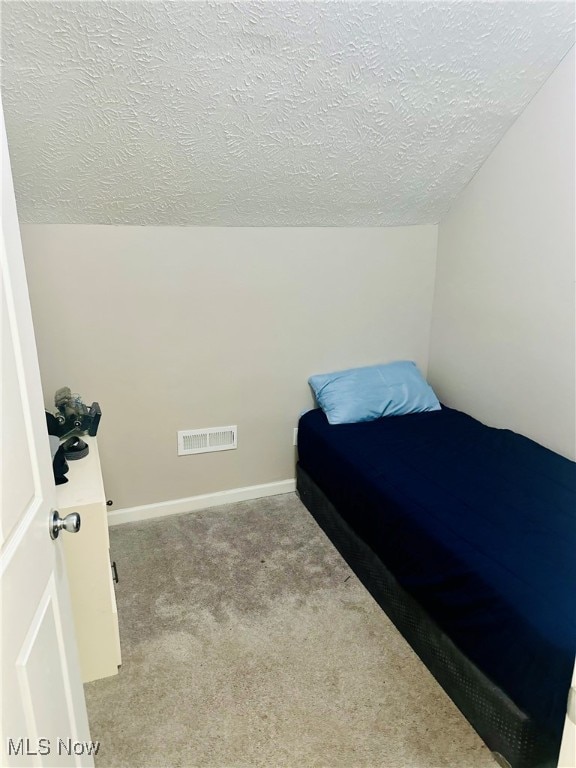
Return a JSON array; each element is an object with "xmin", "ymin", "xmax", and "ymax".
[{"xmin": 56, "ymin": 436, "xmax": 121, "ymax": 682}]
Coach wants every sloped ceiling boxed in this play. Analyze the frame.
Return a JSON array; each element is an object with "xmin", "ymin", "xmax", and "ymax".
[{"xmin": 1, "ymin": 1, "xmax": 574, "ymax": 226}]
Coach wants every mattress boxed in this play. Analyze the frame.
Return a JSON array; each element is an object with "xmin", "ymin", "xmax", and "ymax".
[{"xmin": 297, "ymin": 406, "xmax": 576, "ymax": 743}]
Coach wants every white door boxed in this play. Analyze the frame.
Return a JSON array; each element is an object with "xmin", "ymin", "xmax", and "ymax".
[{"xmin": 0, "ymin": 107, "xmax": 95, "ymax": 766}]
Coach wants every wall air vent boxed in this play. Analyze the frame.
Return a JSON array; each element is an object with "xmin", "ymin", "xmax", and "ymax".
[{"xmin": 178, "ymin": 426, "xmax": 237, "ymax": 456}]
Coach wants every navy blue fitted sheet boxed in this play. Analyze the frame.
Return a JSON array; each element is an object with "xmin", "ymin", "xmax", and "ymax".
[{"xmin": 298, "ymin": 406, "xmax": 576, "ymax": 740}]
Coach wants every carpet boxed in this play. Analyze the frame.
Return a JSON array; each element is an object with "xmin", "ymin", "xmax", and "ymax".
[{"xmin": 84, "ymin": 493, "xmax": 496, "ymax": 768}]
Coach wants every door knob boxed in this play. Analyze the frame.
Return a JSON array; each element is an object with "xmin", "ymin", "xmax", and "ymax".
[{"xmin": 50, "ymin": 509, "xmax": 81, "ymax": 539}]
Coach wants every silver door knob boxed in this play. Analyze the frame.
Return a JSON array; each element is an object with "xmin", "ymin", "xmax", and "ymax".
[{"xmin": 50, "ymin": 509, "xmax": 81, "ymax": 539}]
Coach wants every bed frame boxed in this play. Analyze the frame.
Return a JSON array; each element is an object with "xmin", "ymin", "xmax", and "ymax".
[{"xmin": 296, "ymin": 463, "xmax": 560, "ymax": 768}]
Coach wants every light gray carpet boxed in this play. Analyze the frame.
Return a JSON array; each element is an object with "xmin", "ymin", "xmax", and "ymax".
[{"xmin": 84, "ymin": 493, "xmax": 497, "ymax": 768}]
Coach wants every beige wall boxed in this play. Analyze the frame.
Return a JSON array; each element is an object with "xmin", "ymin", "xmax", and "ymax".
[
  {"xmin": 428, "ymin": 47, "xmax": 576, "ymax": 459},
  {"xmin": 22, "ymin": 225, "xmax": 437, "ymax": 508}
]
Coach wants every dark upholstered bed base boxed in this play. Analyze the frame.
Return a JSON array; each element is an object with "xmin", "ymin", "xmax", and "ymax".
[{"xmin": 296, "ymin": 463, "xmax": 560, "ymax": 768}]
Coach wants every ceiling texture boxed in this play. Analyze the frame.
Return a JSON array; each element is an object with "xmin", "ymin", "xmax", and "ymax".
[{"xmin": 1, "ymin": 1, "xmax": 574, "ymax": 226}]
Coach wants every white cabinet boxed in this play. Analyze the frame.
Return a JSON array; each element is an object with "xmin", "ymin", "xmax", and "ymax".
[{"xmin": 56, "ymin": 437, "xmax": 121, "ymax": 682}]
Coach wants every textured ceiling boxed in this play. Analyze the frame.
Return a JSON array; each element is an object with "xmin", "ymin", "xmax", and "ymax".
[{"xmin": 1, "ymin": 1, "xmax": 574, "ymax": 226}]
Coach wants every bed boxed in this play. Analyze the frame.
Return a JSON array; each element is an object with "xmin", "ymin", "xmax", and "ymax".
[{"xmin": 296, "ymin": 404, "xmax": 576, "ymax": 768}]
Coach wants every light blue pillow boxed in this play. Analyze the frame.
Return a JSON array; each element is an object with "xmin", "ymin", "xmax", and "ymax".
[{"xmin": 308, "ymin": 361, "xmax": 441, "ymax": 425}]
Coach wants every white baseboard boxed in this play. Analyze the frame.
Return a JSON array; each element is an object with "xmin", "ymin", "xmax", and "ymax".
[{"xmin": 107, "ymin": 478, "xmax": 296, "ymax": 526}]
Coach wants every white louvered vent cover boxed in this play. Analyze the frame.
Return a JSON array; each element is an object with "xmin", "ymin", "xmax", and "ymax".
[{"xmin": 178, "ymin": 426, "xmax": 237, "ymax": 456}]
